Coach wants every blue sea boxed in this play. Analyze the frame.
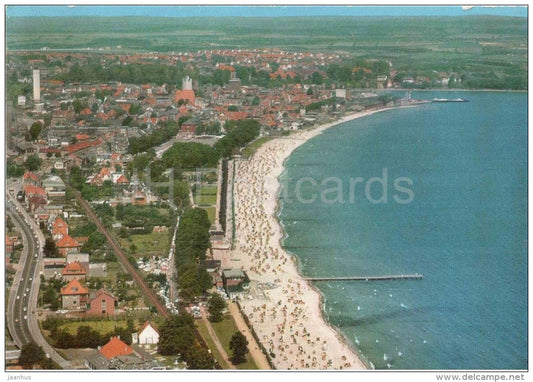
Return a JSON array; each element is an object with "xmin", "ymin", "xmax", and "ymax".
[{"xmin": 279, "ymin": 91, "xmax": 527, "ymax": 370}]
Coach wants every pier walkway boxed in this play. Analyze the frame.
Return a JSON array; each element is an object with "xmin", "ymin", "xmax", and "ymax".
[{"xmin": 305, "ymin": 274, "xmax": 423, "ymax": 282}]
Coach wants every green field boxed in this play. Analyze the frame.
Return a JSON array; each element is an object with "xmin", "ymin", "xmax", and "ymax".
[
  {"xmin": 194, "ymin": 185, "xmax": 218, "ymax": 206},
  {"xmin": 58, "ymin": 319, "xmax": 131, "ymax": 335},
  {"xmin": 6, "ymin": 15, "xmax": 527, "ymax": 86},
  {"xmin": 200, "ymin": 206, "xmax": 216, "ymax": 225},
  {"xmin": 119, "ymin": 230, "xmax": 171, "ymax": 259},
  {"xmin": 195, "ymin": 314, "xmax": 258, "ymax": 370}
]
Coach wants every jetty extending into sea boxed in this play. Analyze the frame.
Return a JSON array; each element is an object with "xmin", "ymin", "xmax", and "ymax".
[{"xmin": 305, "ymin": 274, "xmax": 423, "ymax": 282}]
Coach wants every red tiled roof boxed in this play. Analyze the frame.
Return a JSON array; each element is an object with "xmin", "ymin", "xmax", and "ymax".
[
  {"xmin": 99, "ymin": 337, "xmax": 133, "ymax": 360},
  {"xmin": 174, "ymin": 89, "xmax": 195, "ymax": 105},
  {"xmin": 23, "ymin": 185, "xmax": 46, "ymax": 196},
  {"xmin": 6, "ymin": 235, "xmax": 13, "ymax": 246},
  {"xmin": 115, "ymin": 174, "xmax": 129, "ymax": 184},
  {"xmin": 90, "ymin": 288, "xmax": 118, "ymax": 303},
  {"xmin": 64, "ymin": 139, "xmax": 103, "ymax": 154},
  {"xmin": 75, "ymin": 133, "xmax": 91, "ymax": 141},
  {"xmin": 60, "ymin": 278, "xmax": 89, "ymax": 296},
  {"xmin": 23, "ymin": 171, "xmax": 40, "ymax": 182},
  {"xmin": 56, "ymin": 234, "xmax": 80, "ymax": 248},
  {"xmin": 61, "ymin": 261, "xmax": 86, "ymax": 276}
]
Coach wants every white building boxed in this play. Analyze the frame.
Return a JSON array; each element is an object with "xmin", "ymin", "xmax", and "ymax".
[
  {"xmin": 133, "ymin": 321, "xmax": 159, "ymax": 345},
  {"xmin": 33, "ymin": 69, "xmax": 40, "ymax": 102}
]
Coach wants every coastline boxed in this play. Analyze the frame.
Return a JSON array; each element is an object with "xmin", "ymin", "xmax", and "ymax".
[{"xmin": 229, "ymin": 104, "xmax": 423, "ymax": 370}]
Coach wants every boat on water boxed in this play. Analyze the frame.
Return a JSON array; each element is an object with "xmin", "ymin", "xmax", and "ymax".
[{"xmin": 432, "ymin": 98, "xmax": 469, "ymax": 103}]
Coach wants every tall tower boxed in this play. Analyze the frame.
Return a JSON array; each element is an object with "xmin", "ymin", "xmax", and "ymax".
[
  {"xmin": 182, "ymin": 76, "xmax": 193, "ymax": 90},
  {"xmin": 32, "ymin": 69, "xmax": 41, "ymax": 102}
]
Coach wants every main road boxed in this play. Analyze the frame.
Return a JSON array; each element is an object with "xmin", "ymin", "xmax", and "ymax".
[{"xmin": 6, "ymin": 188, "xmax": 71, "ymax": 368}]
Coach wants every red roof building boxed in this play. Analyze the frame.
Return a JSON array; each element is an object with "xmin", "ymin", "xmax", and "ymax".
[
  {"xmin": 99, "ymin": 337, "xmax": 133, "ymax": 360},
  {"xmin": 23, "ymin": 185, "xmax": 46, "ymax": 197},
  {"xmin": 61, "ymin": 261, "xmax": 87, "ymax": 281},
  {"xmin": 86, "ymin": 289, "xmax": 118, "ymax": 316},
  {"xmin": 56, "ymin": 234, "xmax": 81, "ymax": 255},
  {"xmin": 23, "ymin": 171, "xmax": 40, "ymax": 185},
  {"xmin": 60, "ymin": 278, "xmax": 89, "ymax": 310},
  {"xmin": 51, "ymin": 217, "xmax": 69, "ymax": 240},
  {"xmin": 174, "ymin": 89, "xmax": 195, "ymax": 106}
]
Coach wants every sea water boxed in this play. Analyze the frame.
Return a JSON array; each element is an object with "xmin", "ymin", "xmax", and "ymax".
[{"xmin": 279, "ymin": 92, "xmax": 527, "ymax": 369}]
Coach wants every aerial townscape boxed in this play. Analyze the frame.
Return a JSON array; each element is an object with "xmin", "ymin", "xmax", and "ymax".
[{"xmin": 4, "ymin": 5, "xmax": 528, "ymax": 375}]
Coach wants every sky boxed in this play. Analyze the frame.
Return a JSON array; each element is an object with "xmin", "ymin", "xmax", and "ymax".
[{"xmin": 5, "ymin": 5, "xmax": 528, "ymax": 18}]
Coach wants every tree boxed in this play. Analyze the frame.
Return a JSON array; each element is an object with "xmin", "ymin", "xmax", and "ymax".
[
  {"xmin": 43, "ymin": 237, "xmax": 58, "ymax": 257},
  {"xmin": 24, "ymin": 155, "xmax": 42, "ymax": 171},
  {"xmin": 77, "ymin": 326, "xmax": 102, "ymax": 348},
  {"xmin": 311, "ymin": 71, "xmax": 324, "ymax": 85},
  {"xmin": 158, "ymin": 315, "xmax": 196, "ymax": 356},
  {"xmin": 18, "ymin": 342, "xmax": 45, "ymax": 369},
  {"xmin": 207, "ymin": 293, "xmax": 226, "ymax": 322},
  {"xmin": 29, "ymin": 121, "xmax": 43, "ymax": 141},
  {"xmin": 186, "ymin": 344, "xmax": 215, "ymax": 370},
  {"xmin": 73, "ymin": 99, "xmax": 84, "ymax": 114},
  {"xmin": 229, "ymin": 331, "xmax": 249, "ymax": 364}
]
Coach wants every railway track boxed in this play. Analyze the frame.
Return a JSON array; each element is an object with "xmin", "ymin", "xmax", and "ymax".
[{"xmin": 69, "ymin": 186, "xmax": 170, "ymax": 319}]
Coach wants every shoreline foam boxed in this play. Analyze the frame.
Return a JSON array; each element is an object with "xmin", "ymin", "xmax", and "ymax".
[{"xmin": 229, "ymin": 104, "xmax": 422, "ymax": 370}]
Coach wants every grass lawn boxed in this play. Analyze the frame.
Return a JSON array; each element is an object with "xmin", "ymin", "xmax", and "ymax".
[
  {"xmin": 194, "ymin": 185, "xmax": 218, "ymax": 206},
  {"xmin": 200, "ymin": 206, "xmax": 216, "ymax": 224},
  {"xmin": 210, "ymin": 314, "xmax": 258, "ymax": 370},
  {"xmin": 242, "ymin": 137, "xmax": 272, "ymax": 159},
  {"xmin": 195, "ymin": 320, "xmax": 230, "ymax": 369},
  {"xmin": 58, "ymin": 320, "xmax": 131, "ymax": 335},
  {"xmin": 118, "ymin": 231, "xmax": 171, "ymax": 259}
]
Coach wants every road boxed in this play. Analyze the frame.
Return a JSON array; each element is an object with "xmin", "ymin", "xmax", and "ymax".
[
  {"xmin": 228, "ymin": 302, "xmax": 272, "ymax": 370},
  {"xmin": 6, "ymin": 185, "xmax": 71, "ymax": 368}
]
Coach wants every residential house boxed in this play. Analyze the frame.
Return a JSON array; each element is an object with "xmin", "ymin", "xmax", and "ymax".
[
  {"xmin": 28, "ymin": 195, "xmax": 47, "ymax": 214},
  {"xmin": 132, "ymin": 321, "xmax": 159, "ymax": 345},
  {"xmin": 66, "ymin": 253, "xmax": 90, "ymax": 273},
  {"xmin": 23, "ymin": 171, "xmax": 40, "ymax": 186},
  {"xmin": 99, "ymin": 336, "xmax": 134, "ymax": 360},
  {"xmin": 51, "ymin": 216, "xmax": 69, "ymax": 241},
  {"xmin": 61, "ymin": 261, "xmax": 87, "ymax": 281},
  {"xmin": 60, "ymin": 278, "xmax": 89, "ymax": 310},
  {"xmin": 85, "ymin": 337, "xmax": 158, "ymax": 370},
  {"xmin": 23, "ymin": 185, "xmax": 46, "ymax": 199},
  {"xmin": 86, "ymin": 288, "xmax": 118, "ymax": 316},
  {"xmin": 56, "ymin": 234, "xmax": 81, "ymax": 255}
]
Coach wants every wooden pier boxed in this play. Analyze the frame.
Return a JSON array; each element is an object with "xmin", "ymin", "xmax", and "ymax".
[{"xmin": 305, "ymin": 274, "xmax": 423, "ymax": 282}]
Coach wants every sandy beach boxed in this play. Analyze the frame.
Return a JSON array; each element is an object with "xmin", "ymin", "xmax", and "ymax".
[{"xmin": 228, "ymin": 107, "xmax": 411, "ymax": 370}]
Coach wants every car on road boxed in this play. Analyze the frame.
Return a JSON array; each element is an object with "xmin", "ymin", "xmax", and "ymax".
[
  {"xmin": 26, "ymin": 288, "xmax": 29, "ymax": 292},
  {"xmin": 24, "ymin": 315, "xmax": 27, "ymax": 320},
  {"xmin": 15, "ymin": 318, "xmax": 19, "ymax": 323},
  {"xmin": 23, "ymin": 307, "xmax": 27, "ymax": 312},
  {"xmin": 16, "ymin": 295, "xmax": 20, "ymax": 300}
]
